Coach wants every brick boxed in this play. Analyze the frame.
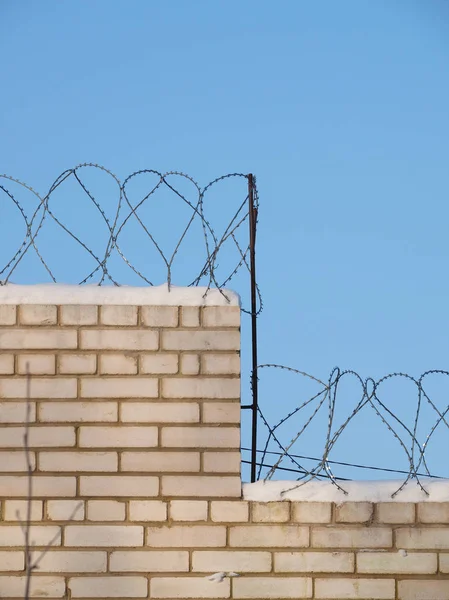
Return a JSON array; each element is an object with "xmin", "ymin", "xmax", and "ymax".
[
  {"xmin": 0, "ymin": 353, "xmax": 14, "ymax": 374},
  {"xmin": 192, "ymin": 550, "xmax": 271, "ymax": 573},
  {"xmin": 252, "ymin": 502, "xmax": 290, "ymax": 522},
  {"xmin": 0, "ymin": 575, "xmax": 65, "ymax": 598},
  {"xmin": 81, "ymin": 377, "xmax": 158, "ymax": 398},
  {"xmin": 162, "ymin": 426, "xmax": 239, "ymax": 448},
  {"xmin": 79, "ymin": 426, "xmax": 158, "ymax": 447},
  {"xmin": 17, "ymin": 353, "xmax": 55, "ymax": 374},
  {"xmin": 233, "ymin": 577, "xmax": 311, "ymax": 599},
  {"xmin": 0, "ymin": 401, "xmax": 36, "ymax": 423},
  {"xmin": 357, "ymin": 551, "xmax": 437, "ymax": 574},
  {"xmin": 170, "ymin": 500, "xmax": 208, "ymax": 521},
  {"xmin": 202, "ymin": 353, "xmax": 240, "ymax": 375},
  {"xmin": 147, "ymin": 525, "xmax": 226, "ymax": 547},
  {"xmin": 141, "ymin": 306, "xmax": 178, "ymax": 327},
  {"xmin": 203, "ymin": 306, "xmax": 240, "ymax": 327},
  {"xmin": 129, "ymin": 500, "xmax": 167, "ymax": 521},
  {"xmin": 140, "ymin": 353, "xmax": 178, "ymax": 374},
  {"xmin": 181, "ymin": 306, "xmax": 200, "ymax": 327},
  {"xmin": 47, "ymin": 499, "xmax": 84, "ymax": 521},
  {"xmin": 398, "ymin": 581, "xmax": 449, "ymax": 600},
  {"xmin": 0, "ymin": 329, "xmax": 77, "ymax": 349},
  {"xmin": 121, "ymin": 451, "xmax": 200, "ymax": 472},
  {"xmin": 335, "ymin": 502, "xmax": 373, "ymax": 523},
  {"xmin": 19, "ymin": 304, "xmax": 57, "ymax": 325},
  {"xmin": 0, "ymin": 377, "xmax": 77, "ymax": 398},
  {"xmin": 40, "ymin": 401, "xmax": 117, "ymax": 422},
  {"xmin": 292, "ymin": 502, "xmax": 332, "ymax": 523},
  {"xmin": 418, "ymin": 502, "xmax": 449, "ymax": 523},
  {"xmin": 110, "ymin": 550, "xmax": 189, "ymax": 572},
  {"xmin": 121, "ymin": 402, "xmax": 199, "ymax": 423},
  {"xmin": 0, "ymin": 450, "xmax": 35, "ymax": 471},
  {"xmin": 203, "ymin": 402, "xmax": 240, "ymax": 423},
  {"xmin": 275, "ymin": 551, "xmax": 354, "ymax": 573},
  {"xmin": 162, "ymin": 330, "xmax": 239, "ymax": 351},
  {"xmin": 60, "ymin": 305, "xmax": 97, "ymax": 325},
  {"xmin": 39, "ymin": 451, "xmax": 117, "ymax": 472},
  {"xmin": 4, "ymin": 500, "xmax": 43, "ymax": 521},
  {"xmin": 34, "ymin": 551, "xmax": 106, "ymax": 572},
  {"xmin": 0, "ymin": 551, "xmax": 24, "ymax": 571},
  {"xmin": 230, "ymin": 525, "xmax": 309, "ymax": 548},
  {"xmin": 396, "ymin": 527, "xmax": 449, "ymax": 549},
  {"xmin": 0, "ymin": 426, "xmax": 75, "ymax": 447},
  {"xmin": 80, "ymin": 476, "xmax": 159, "ymax": 497},
  {"xmin": 80, "ymin": 329, "xmax": 158, "ymax": 350},
  {"xmin": 180, "ymin": 353, "xmax": 200, "ymax": 375},
  {"xmin": 0, "ymin": 305, "xmax": 16, "ymax": 325},
  {"xmin": 312, "ymin": 527, "xmax": 392, "ymax": 548},
  {"xmin": 162, "ymin": 475, "xmax": 241, "ymax": 497},
  {"xmin": 100, "ymin": 353, "xmax": 137, "ymax": 374},
  {"xmin": 88, "ymin": 500, "xmax": 126, "ymax": 521},
  {"xmin": 0, "ymin": 476, "xmax": 75, "ymax": 496},
  {"xmin": 315, "ymin": 578, "xmax": 394, "ymax": 599},
  {"xmin": 439, "ymin": 553, "xmax": 449, "ymax": 572},
  {"xmin": 100, "ymin": 305, "xmax": 138, "ymax": 325},
  {"xmin": 163, "ymin": 377, "xmax": 240, "ymax": 399},
  {"xmin": 211, "ymin": 501, "xmax": 249, "ymax": 522},
  {"xmin": 59, "ymin": 353, "xmax": 97, "ymax": 374},
  {"xmin": 377, "ymin": 502, "xmax": 415, "ymax": 524},
  {"xmin": 151, "ymin": 577, "xmax": 230, "ymax": 599},
  {"xmin": 65, "ymin": 525, "xmax": 143, "ymax": 547},
  {"xmin": 204, "ymin": 451, "xmax": 241, "ymax": 473},
  {"xmin": 69, "ymin": 576, "xmax": 147, "ymax": 598},
  {"xmin": 0, "ymin": 526, "xmax": 61, "ymax": 546}
]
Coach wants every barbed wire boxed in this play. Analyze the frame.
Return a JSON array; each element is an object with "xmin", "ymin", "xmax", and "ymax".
[
  {"xmin": 3, "ymin": 165, "xmax": 447, "ymax": 497},
  {"xmin": 254, "ymin": 364, "xmax": 449, "ymax": 497},
  {"xmin": 0, "ymin": 164, "xmax": 262, "ymax": 314}
]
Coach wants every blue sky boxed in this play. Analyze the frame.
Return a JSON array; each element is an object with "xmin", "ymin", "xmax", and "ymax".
[{"xmin": 1, "ymin": 0, "xmax": 449, "ymax": 484}]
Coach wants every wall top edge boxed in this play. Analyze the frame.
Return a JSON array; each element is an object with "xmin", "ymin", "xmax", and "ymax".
[
  {"xmin": 244, "ymin": 479, "xmax": 449, "ymax": 503},
  {"xmin": 0, "ymin": 283, "xmax": 240, "ymax": 307}
]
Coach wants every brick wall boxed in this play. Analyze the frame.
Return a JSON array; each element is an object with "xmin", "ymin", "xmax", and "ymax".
[{"xmin": 1, "ymin": 295, "xmax": 449, "ymax": 599}]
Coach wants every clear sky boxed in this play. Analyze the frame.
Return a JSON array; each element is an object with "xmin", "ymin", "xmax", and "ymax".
[{"xmin": 1, "ymin": 0, "xmax": 449, "ymax": 485}]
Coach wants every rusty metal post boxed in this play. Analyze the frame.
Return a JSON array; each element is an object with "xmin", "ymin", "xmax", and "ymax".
[{"xmin": 248, "ymin": 174, "xmax": 259, "ymax": 483}]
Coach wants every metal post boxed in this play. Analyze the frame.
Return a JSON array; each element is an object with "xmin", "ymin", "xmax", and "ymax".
[{"xmin": 248, "ymin": 174, "xmax": 259, "ymax": 483}]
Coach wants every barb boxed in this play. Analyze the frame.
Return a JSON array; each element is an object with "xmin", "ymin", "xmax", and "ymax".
[
  {"xmin": 254, "ymin": 365, "xmax": 449, "ymax": 497},
  {"xmin": 0, "ymin": 165, "xmax": 262, "ymax": 314}
]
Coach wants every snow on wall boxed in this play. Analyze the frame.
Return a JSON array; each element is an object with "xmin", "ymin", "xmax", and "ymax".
[
  {"xmin": 244, "ymin": 478, "xmax": 449, "ymax": 503},
  {"xmin": 0, "ymin": 283, "xmax": 240, "ymax": 306}
]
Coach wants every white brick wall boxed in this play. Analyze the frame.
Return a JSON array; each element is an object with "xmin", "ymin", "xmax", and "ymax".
[
  {"xmin": 129, "ymin": 500, "xmax": 167, "ymax": 521},
  {"xmin": 2, "ymin": 298, "xmax": 449, "ymax": 599},
  {"xmin": 275, "ymin": 551, "xmax": 354, "ymax": 573},
  {"xmin": 78, "ymin": 426, "xmax": 158, "ymax": 447},
  {"xmin": 121, "ymin": 451, "xmax": 200, "ymax": 472},
  {"xmin": 192, "ymin": 550, "xmax": 271, "ymax": 572},
  {"xmin": 151, "ymin": 577, "xmax": 230, "ymax": 599},
  {"xmin": 87, "ymin": 500, "xmax": 126, "ymax": 521},
  {"xmin": 0, "ymin": 575, "xmax": 65, "ymax": 598},
  {"xmin": 69, "ymin": 576, "xmax": 147, "ymax": 598},
  {"xmin": 312, "ymin": 527, "xmax": 392, "ymax": 548},
  {"xmin": 230, "ymin": 525, "xmax": 309, "ymax": 548},
  {"xmin": 60, "ymin": 305, "xmax": 97, "ymax": 325},
  {"xmin": 65, "ymin": 525, "xmax": 143, "ymax": 547},
  {"xmin": 17, "ymin": 353, "xmax": 56, "ymax": 374},
  {"xmin": 233, "ymin": 577, "xmax": 312, "ymax": 599},
  {"xmin": 109, "ymin": 550, "xmax": 189, "ymax": 572},
  {"xmin": 147, "ymin": 525, "xmax": 226, "ymax": 547},
  {"xmin": 19, "ymin": 305, "xmax": 57, "ymax": 325},
  {"xmin": 314, "ymin": 578, "xmax": 394, "ymax": 599},
  {"xmin": 79, "ymin": 475, "xmax": 159, "ymax": 497},
  {"xmin": 170, "ymin": 500, "xmax": 208, "ymax": 521}
]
